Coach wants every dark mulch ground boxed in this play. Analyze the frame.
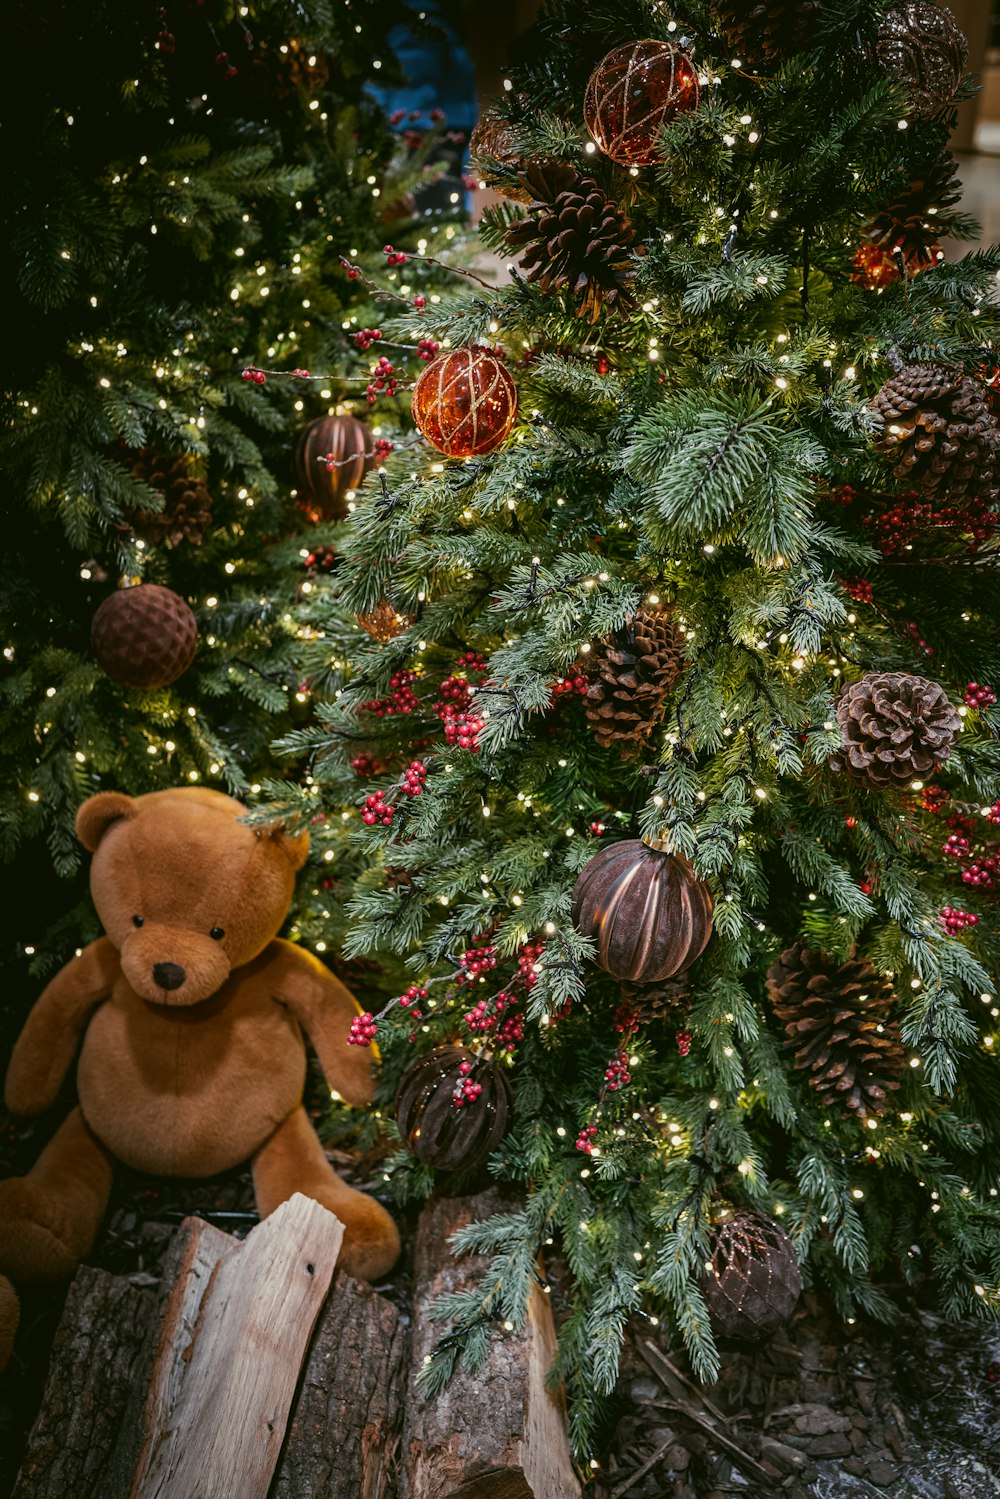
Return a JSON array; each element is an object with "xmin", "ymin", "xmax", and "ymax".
[{"xmin": 3, "ymin": 1103, "xmax": 1000, "ymax": 1499}]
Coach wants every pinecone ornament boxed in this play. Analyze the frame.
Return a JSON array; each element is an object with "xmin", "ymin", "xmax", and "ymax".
[
  {"xmin": 766, "ymin": 944, "xmax": 904, "ymax": 1120},
  {"xmin": 713, "ymin": 0, "xmax": 822, "ymax": 61},
  {"xmin": 505, "ymin": 163, "xmax": 643, "ymax": 322},
  {"xmin": 830, "ymin": 671, "xmax": 960, "ymax": 790},
  {"xmin": 585, "ymin": 607, "xmax": 686, "ymax": 754},
  {"xmin": 125, "ymin": 450, "xmax": 212, "ymax": 547},
  {"xmin": 870, "ymin": 363, "xmax": 1000, "ymax": 504},
  {"xmin": 865, "ymin": 152, "xmax": 962, "ymax": 263},
  {"xmin": 620, "ymin": 976, "xmax": 688, "ymax": 1023}
]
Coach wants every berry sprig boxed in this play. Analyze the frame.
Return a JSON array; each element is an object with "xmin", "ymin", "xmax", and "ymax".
[
  {"xmin": 604, "ymin": 1053, "xmax": 632, "ymax": 1092},
  {"xmin": 921, "ymin": 785, "xmax": 950, "ymax": 813},
  {"xmin": 841, "ymin": 578, "xmax": 874, "ymax": 604},
  {"xmin": 362, "ymin": 790, "xmax": 394, "ymax": 827},
  {"xmin": 941, "ymin": 905, "xmax": 979, "ymax": 934},
  {"xmin": 359, "ymin": 668, "xmax": 421, "ymax": 717},
  {"xmin": 453, "ymin": 1060, "xmax": 483, "ymax": 1107},
  {"xmin": 576, "ymin": 1123, "xmax": 598, "ymax": 1154},
  {"xmin": 441, "ymin": 706, "xmax": 485, "ymax": 752},
  {"xmin": 943, "ymin": 833, "xmax": 971, "ymax": 859},
  {"xmin": 676, "ymin": 1029, "xmax": 692, "ymax": 1056},
  {"xmin": 400, "ymin": 759, "xmax": 428, "ymax": 798},
  {"xmin": 457, "ymin": 945, "xmax": 498, "ymax": 984},
  {"xmin": 348, "ymin": 1011, "xmax": 379, "ymax": 1046},
  {"xmin": 550, "ymin": 666, "xmax": 590, "ymax": 699},
  {"xmin": 965, "ymin": 683, "xmax": 997, "ymax": 709}
]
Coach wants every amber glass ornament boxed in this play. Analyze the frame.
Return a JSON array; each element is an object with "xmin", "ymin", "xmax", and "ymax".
[
  {"xmin": 875, "ymin": 2, "xmax": 968, "ymax": 118},
  {"xmin": 411, "ymin": 348, "xmax": 518, "ymax": 458},
  {"xmin": 584, "ymin": 39, "xmax": 700, "ymax": 168},
  {"xmin": 395, "ymin": 1045, "xmax": 513, "ymax": 1172},
  {"xmin": 702, "ymin": 1211, "xmax": 802, "ymax": 1343},
  {"xmin": 850, "ymin": 241, "xmax": 941, "ymax": 289},
  {"xmin": 292, "ymin": 413, "xmax": 373, "ymax": 519},
  {"xmin": 356, "ymin": 601, "xmax": 415, "ymax": 642},
  {"xmin": 469, "ymin": 102, "xmax": 534, "ymax": 203},
  {"xmin": 91, "ymin": 584, "xmax": 198, "ymax": 690},
  {"xmin": 571, "ymin": 838, "xmax": 713, "ymax": 984}
]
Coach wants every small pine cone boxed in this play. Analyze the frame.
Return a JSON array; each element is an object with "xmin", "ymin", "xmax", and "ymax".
[
  {"xmin": 766, "ymin": 943, "xmax": 904, "ymax": 1120},
  {"xmin": 620, "ymin": 976, "xmax": 688, "ymax": 1023},
  {"xmin": 505, "ymin": 162, "xmax": 643, "ymax": 322},
  {"xmin": 585, "ymin": 607, "xmax": 686, "ymax": 756},
  {"xmin": 127, "ymin": 449, "xmax": 213, "ymax": 546},
  {"xmin": 870, "ymin": 363, "xmax": 1000, "ymax": 505},
  {"xmin": 713, "ymin": 0, "xmax": 822, "ymax": 61},
  {"xmin": 865, "ymin": 152, "xmax": 962, "ymax": 264},
  {"xmin": 830, "ymin": 671, "xmax": 960, "ymax": 791}
]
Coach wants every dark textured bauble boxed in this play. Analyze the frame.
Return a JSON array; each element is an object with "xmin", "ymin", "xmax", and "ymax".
[
  {"xmin": 766, "ymin": 943, "xmax": 904, "ymax": 1120},
  {"xmin": 292, "ymin": 413, "xmax": 373, "ymax": 519},
  {"xmin": 505, "ymin": 162, "xmax": 643, "ymax": 323},
  {"xmin": 870, "ymin": 363, "xmax": 1000, "ymax": 505},
  {"xmin": 91, "ymin": 584, "xmax": 198, "ymax": 690},
  {"xmin": 125, "ymin": 448, "xmax": 212, "ymax": 547},
  {"xmin": 714, "ymin": 0, "xmax": 822, "ymax": 62},
  {"xmin": 412, "ymin": 348, "xmax": 518, "ymax": 459},
  {"xmin": 702, "ymin": 1211, "xmax": 802, "ymax": 1343},
  {"xmin": 830, "ymin": 671, "xmax": 960, "ymax": 791},
  {"xmin": 395, "ymin": 1045, "xmax": 513, "ymax": 1172},
  {"xmin": 584, "ymin": 39, "xmax": 701, "ymax": 168},
  {"xmin": 585, "ymin": 606, "xmax": 686, "ymax": 753},
  {"xmin": 572, "ymin": 839, "xmax": 713, "ymax": 984},
  {"xmin": 875, "ymin": 1, "xmax": 968, "ymax": 118}
]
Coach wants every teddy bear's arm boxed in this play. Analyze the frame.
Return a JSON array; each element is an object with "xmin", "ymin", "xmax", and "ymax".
[
  {"xmin": 269, "ymin": 939, "xmax": 376, "ymax": 1107},
  {"xmin": 4, "ymin": 938, "xmax": 119, "ymax": 1115}
]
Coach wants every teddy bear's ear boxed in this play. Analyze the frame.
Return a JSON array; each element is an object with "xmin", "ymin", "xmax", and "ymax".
[
  {"xmin": 258, "ymin": 824, "xmax": 310, "ymax": 871},
  {"xmin": 76, "ymin": 792, "xmax": 137, "ymax": 852}
]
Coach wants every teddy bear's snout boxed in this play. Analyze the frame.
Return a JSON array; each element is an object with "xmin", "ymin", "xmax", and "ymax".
[{"xmin": 152, "ymin": 962, "xmax": 185, "ymax": 991}]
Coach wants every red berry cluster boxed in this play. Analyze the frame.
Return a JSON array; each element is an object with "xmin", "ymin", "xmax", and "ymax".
[
  {"xmin": 398, "ymin": 984, "xmax": 428, "ymax": 1012},
  {"xmin": 214, "ymin": 49, "xmax": 238, "ymax": 77},
  {"xmin": 241, "ymin": 366, "xmax": 266, "ymax": 385},
  {"xmin": 348, "ymin": 1012, "xmax": 378, "ymax": 1046},
  {"xmin": 437, "ymin": 673, "xmax": 473, "ymax": 710},
  {"xmin": 360, "ymin": 669, "xmax": 420, "ymax": 717},
  {"xmin": 362, "ymin": 791, "xmax": 394, "ymax": 827},
  {"xmin": 292, "ymin": 368, "xmax": 310, "ymax": 379},
  {"xmin": 344, "ymin": 264, "xmax": 360, "ymax": 281},
  {"xmin": 614, "ymin": 1004, "xmax": 640, "ymax": 1037},
  {"xmin": 457, "ymin": 651, "xmax": 488, "ymax": 674},
  {"xmin": 497, "ymin": 1012, "xmax": 524, "ymax": 1050},
  {"xmin": 518, "ymin": 942, "xmax": 544, "ymax": 987},
  {"xmin": 442, "ymin": 707, "xmax": 485, "ymax": 751},
  {"xmin": 989, "ymin": 803, "xmax": 1000, "ymax": 827},
  {"xmin": 457, "ymin": 945, "xmax": 498, "ymax": 984},
  {"xmin": 354, "ymin": 327, "xmax": 383, "ymax": 351},
  {"xmin": 943, "ymin": 833, "xmax": 971, "ymax": 859},
  {"xmin": 576, "ymin": 1123, "xmax": 598, "ymax": 1154},
  {"xmin": 453, "ymin": 1069, "xmax": 483, "ymax": 1107},
  {"xmin": 841, "ymin": 578, "xmax": 874, "ymax": 604},
  {"xmin": 965, "ymin": 683, "xmax": 997, "ymax": 709},
  {"xmin": 366, "ymin": 355, "xmax": 398, "ymax": 404},
  {"xmin": 383, "ymin": 244, "xmax": 408, "ymax": 267},
  {"xmin": 303, "ymin": 546, "xmax": 336, "ymax": 573},
  {"xmin": 864, "ymin": 493, "xmax": 999, "ymax": 556},
  {"xmin": 373, "ymin": 437, "xmax": 394, "ymax": 461},
  {"xmin": 941, "ymin": 905, "xmax": 979, "ymax": 933},
  {"xmin": 351, "ymin": 752, "xmax": 385, "ymax": 777},
  {"xmin": 551, "ymin": 667, "xmax": 589, "ymax": 698},
  {"xmin": 676, "ymin": 1029, "xmax": 692, "ymax": 1057},
  {"xmin": 400, "ymin": 760, "xmax": 427, "ymax": 798},
  {"xmin": 590, "ymin": 821, "xmax": 606, "ymax": 836},
  {"xmin": 604, "ymin": 1053, "xmax": 632, "ymax": 1092},
  {"xmin": 595, "ymin": 354, "xmax": 611, "ymax": 375},
  {"xmin": 905, "ymin": 621, "xmax": 933, "ymax": 656},
  {"xmin": 921, "ymin": 785, "xmax": 950, "ymax": 813},
  {"xmin": 964, "ymin": 856, "xmax": 1000, "ymax": 888},
  {"xmin": 416, "ymin": 337, "xmax": 440, "ymax": 361}
]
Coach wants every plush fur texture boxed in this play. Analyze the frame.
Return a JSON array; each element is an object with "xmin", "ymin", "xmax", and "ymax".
[{"xmin": 0, "ymin": 788, "xmax": 400, "ymax": 1371}]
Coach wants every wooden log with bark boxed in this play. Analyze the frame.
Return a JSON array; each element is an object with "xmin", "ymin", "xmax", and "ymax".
[
  {"xmin": 399, "ymin": 1190, "xmax": 581, "ymax": 1499},
  {"xmin": 13, "ymin": 1195, "xmax": 405, "ymax": 1499}
]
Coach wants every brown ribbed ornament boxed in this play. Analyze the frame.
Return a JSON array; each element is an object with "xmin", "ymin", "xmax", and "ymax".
[
  {"xmin": 292, "ymin": 414, "xmax": 373, "ymax": 519},
  {"xmin": 702, "ymin": 1211, "xmax": 802, "ymax": 1343},
  {"xmin": 870, "ymin": 363, "xmax": 1000, "ymax": 505},
  {"xmin": 875, "ymin": 1, "xmax": 968, "ymax": 118},
  {"xmin": 585, "ymin": 607, "xmax": 686, "ymax": 754},
  {"xmin": 125, "ymin": 449, "xmax": 212, "ymax": 547},
  {"xmin": 766, "ymin": 943, "xmax": 904, "ymax": 1120},
  {"xmin": 469, "ymin": 102, "xmax": 533, "ymax": 203},
  {"xmin": 356, "ymin": 601, "xmax": 415, "ymax": 642},
  {"xmin": 395, "ymin": 1045, "xmax": 513, "ymax": 1172},
  {"xmin": 572, "ymin": 840, "xmax": 713, "ymax": 984},
  {"xmin": 91, "ymin": 584, "xmax": 198, "ymax": 690},
  {"xmin": 830, "ymin": 671, "xmax": 960, "ymax": 790},
  {"xmin": 505, "ymin": 162, "xmax": 643, "ymax": 322},
  {"xmin": 713, "ymin": 0, "xmax": 822, "ymax": 61},
  {"xmin": 865, "ymin": 151, "xmax": 962, "ymax": 263}
]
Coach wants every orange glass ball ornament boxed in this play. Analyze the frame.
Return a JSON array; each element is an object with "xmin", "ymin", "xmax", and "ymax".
[
  {"xmin": 584, "ymin": 38, "xmax": 701, "ymax": 168},
  {"xmin": 411, "ymin": 347, "xmax": 518, "ymax": 458}
]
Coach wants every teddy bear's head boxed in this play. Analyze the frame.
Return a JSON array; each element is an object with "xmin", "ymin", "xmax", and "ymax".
[{"xmin": 76, "ymin": 787, "xmax": 309, "ymax": 1007}]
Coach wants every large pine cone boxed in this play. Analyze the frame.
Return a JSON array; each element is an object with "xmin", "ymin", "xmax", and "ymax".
[
  {"xmin": 830, "ymin": 671, "xmax": 960, "ymax": 791},
  {"xmin": 870, "ymin": 363, "xmax": 1000, "ymax": 505},
  {"xmin": 713, "ymin": 0, "xmax": 822, "ymax": 61},
  {"xmin": 585, "ymin": 607, "xmax": 686, "ymax": 755},
  {"xmin": 766, "ymin": 944, "xmax": 904, "ymax": 1121},
  {"xmin": 126, "ymin": 449, "xmax": 212, "ymax": 546},
  {"xmin": 620, "ymin": 976, "xmax": 689, "ymax": 1023},
  {"xmin": 865, "ymin": 152, "xmax": 962, "ymax": 263},
  {"xmin": 505, "ymin": 162, "xmax": 643, "ymax": 322}
]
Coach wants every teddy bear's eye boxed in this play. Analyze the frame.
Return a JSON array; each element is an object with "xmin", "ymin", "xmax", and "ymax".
[
  {"xmin": 209, "ymin": 927, "xmax": 225, "ymax": 941},
  {"xmin": 133, "ymin": 915, "xmax": 144, "ymax": 928}
]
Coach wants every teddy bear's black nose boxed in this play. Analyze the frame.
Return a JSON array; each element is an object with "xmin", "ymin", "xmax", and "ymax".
[{"xmin": 152, "ymin": 962, "xmax": 186, "ymax": 991}]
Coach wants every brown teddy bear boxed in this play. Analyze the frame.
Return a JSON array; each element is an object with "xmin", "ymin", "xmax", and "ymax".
[{"xmin": 0, "ymin": 786, "xmax": 400, "ymax": 1367}]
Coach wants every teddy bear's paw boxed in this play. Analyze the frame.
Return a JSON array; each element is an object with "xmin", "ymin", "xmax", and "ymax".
[
  {"xmin": 0, "ymin": 1275, "xmax": 18, "ymax": 1373},
  {"xmin": 0, "ymin": 1178, "xmax": 88, "ymax": 1283},
  {"xmin": 332, "ymin": 1194, "xmax": 401, "ymax": 1283}
]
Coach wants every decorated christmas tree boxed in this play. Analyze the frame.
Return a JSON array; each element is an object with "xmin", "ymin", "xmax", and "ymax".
[{"xmin": 262, "ymin": 0, "xmax": 1000, "ymax": 1459}]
